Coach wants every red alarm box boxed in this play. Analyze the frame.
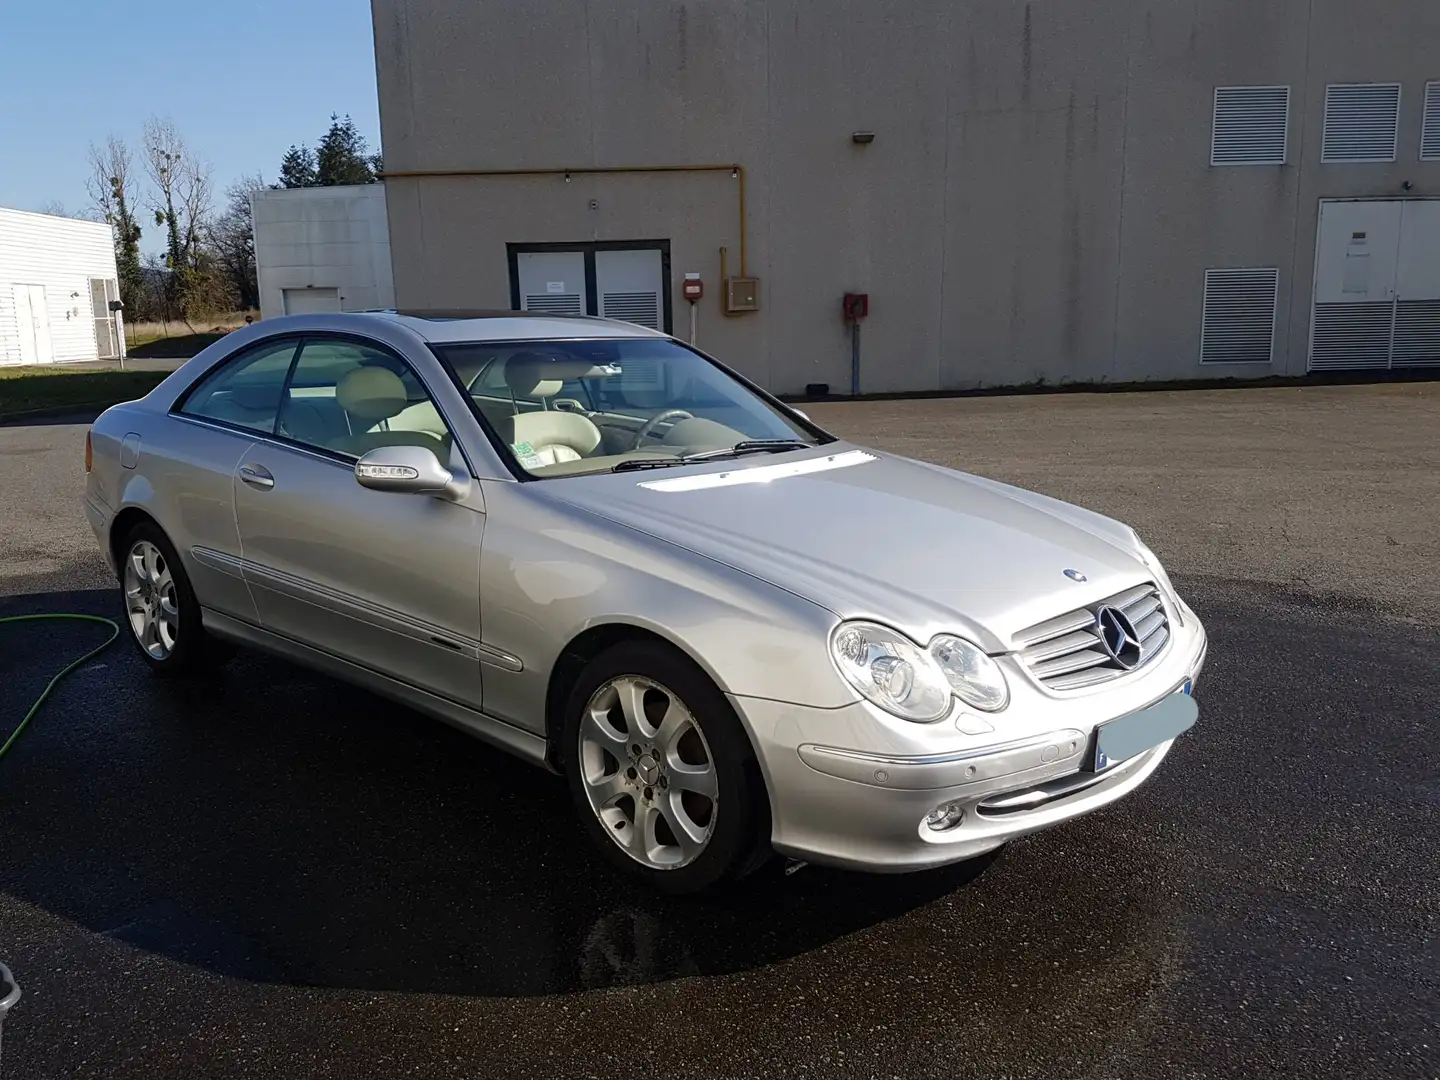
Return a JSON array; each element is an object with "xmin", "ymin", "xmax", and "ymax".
[
  {"xmin": 843, "ymin": 293, "xmax": 869, "ymax": 320},
  {"xmin": 683, "ymin": 275, "xmax": 704, "ymax": 302}
]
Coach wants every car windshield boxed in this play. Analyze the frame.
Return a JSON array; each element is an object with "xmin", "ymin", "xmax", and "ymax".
[{"xmin": 430, "ymin": 337, "xmax": 832, "ymax": 478}]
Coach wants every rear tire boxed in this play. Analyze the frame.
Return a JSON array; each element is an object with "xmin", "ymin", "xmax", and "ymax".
[
  {"xmin": 117, "ymin": 520, "xmax": 228, "ymax": 677},
  {"xmin": 561, "ymin": 641, "xmax": 769, "ymax": 895}
]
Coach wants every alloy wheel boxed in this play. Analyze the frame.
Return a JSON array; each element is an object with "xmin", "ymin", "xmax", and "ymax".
[
  {"xmin": 578, "ymin": 675, "xmax": 718, "ymax": 869},
  {"xmin": 123, "ymin": 539, "xmax": 179, "ymax": 660}
]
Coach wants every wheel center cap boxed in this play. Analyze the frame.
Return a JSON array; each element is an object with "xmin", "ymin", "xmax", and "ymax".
[{"xmin": 637, "ymin": 754, "xmax": 661, "ymax": 785}]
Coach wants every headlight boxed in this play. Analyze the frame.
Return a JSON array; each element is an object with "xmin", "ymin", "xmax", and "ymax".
[
  {"xmin": 1134, "ymin": 537, "xmax": 1184, "ymax": 626},
  {"xmin": 929, "ymin": 635, "xmax": 1010, "ymax": 711},
  {"xmin": 830, "ymin": 622, "xmax": 952, "ymax": 722}
]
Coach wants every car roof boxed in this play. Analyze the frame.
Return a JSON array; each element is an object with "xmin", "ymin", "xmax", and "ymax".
[{"xmin": 346, "ymin": 309, "xmax": 670, "ymax": 343}]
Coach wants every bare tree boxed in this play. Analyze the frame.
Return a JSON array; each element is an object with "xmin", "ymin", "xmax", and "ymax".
[
  {"xmin": 86, "ymin": 136, "xmax": 146, "ymax": 312},
  {"xmin": 36, "ymin": 200, "xmax": 98, "ymax": 219},
  {"xmin": 86, "ymin": 137, "xmax": 133, "ymax": 222},
  {"xmin": 143, "ymin": 117, "xmax": 216, "ymax": 324},
  {"xmin": 209, "ymin": 173, "xmax": 265, "ymax": 312}
]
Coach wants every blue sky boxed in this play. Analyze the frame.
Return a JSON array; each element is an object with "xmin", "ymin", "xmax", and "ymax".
[{"xmin": 0, "ymin": 0, "xmax": 380, "ymax": 248}]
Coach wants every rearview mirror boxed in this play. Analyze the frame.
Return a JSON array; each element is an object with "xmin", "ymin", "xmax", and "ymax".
[{"xmin": 355, "ymin": 445, "xmax": 471, "ymax": 500}]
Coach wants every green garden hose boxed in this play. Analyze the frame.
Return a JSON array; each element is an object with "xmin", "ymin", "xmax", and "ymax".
[{"xmin": 0, "ymin": 614, "xmax": 120, "ymax": 764}]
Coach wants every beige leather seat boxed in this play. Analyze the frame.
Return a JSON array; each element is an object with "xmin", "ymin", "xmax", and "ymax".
[
  {"xmin": 501, "ymin": 354, "xmax": 602, "ymax": 465},
  {"xmin": 204, "ymin": 383, "xmax": 285, "ymax": 431},
  {"xmin": 332, "ymin": 366, "xmax": 446, "ymax": 457}
]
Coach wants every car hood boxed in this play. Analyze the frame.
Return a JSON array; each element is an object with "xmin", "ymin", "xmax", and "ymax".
[{"xmin": 538, "ymin": 444, "xmax": 1151, "ymax": 652}]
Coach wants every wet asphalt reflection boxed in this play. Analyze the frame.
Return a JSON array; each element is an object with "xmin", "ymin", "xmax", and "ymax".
[{"xmin": 1, "ymin": 576, "xmax": 1436, "ymax": 1079}]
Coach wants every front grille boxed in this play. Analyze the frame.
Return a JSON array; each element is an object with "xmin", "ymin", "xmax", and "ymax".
[{"xmin": 1014, "ymin": 583, "xmax": 1170, "ymax": 691}]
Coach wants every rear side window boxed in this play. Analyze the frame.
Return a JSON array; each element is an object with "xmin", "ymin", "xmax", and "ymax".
[{"xmin": 178, "ymin": 338, "xmax": 301, "ymax": 433}]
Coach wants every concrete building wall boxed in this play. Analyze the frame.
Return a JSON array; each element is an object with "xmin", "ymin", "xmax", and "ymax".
[
  {"xmin": 371, "ymin": 0, "xmax": 1440, "ymax": 393},
  {"xmin": 0, "ymin": 208, "xmax": 119, "ymax": 365},
  {"xmin": 252, "ymin": 185, "xmax": 394, "ymax": 321}
]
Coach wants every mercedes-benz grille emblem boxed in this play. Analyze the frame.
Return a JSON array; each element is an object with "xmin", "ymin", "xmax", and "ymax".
[
  {"xmin": 1063, "ymin": 568, "xmax": 1087, "ymax": 582},
  {"xmin": 1094, "ymin": 605, "xmax": 1143, "ymax": 669}
]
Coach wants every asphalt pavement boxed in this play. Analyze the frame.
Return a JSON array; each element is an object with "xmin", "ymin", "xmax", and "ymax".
[{"xmin": 1, "ymin": 386, "xmax": 1436, "ymax": 1079}]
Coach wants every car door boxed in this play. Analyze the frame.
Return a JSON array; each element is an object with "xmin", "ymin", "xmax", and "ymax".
[
  {"xmin": 169, "ymin": 336, "xmax": 305, "ymax": 623},
  {"xmin": 230, "ymin": 335, "xmax": 486, "ymax": 709}
]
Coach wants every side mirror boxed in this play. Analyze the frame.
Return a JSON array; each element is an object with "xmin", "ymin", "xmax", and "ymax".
[{"xmin": 355, "ymin": 445, "xmax": 471, "ymax": 500}]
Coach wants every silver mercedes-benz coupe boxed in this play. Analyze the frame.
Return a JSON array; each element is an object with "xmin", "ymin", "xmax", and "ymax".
[{"xmin": 85, "ymin": 311, "xmax": 1206, "ymax": 893}]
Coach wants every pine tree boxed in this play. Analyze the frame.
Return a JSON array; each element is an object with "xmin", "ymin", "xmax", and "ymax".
[
  {"xmin": 278, "ymin": 144, "xmax": 318, "ymax": 188},
  {"xmin": 315, "ymin": 114, "xmax": 377, "ymax": 186}
]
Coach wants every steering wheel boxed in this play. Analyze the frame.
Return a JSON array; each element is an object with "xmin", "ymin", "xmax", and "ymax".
[{"xmin": 634, "ymin": 409, "xmax": 694, "ymax": 447}]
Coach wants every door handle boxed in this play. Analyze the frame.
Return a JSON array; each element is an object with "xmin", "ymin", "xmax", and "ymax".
[{"xmin": 238, "ymin": 463, "xmax": 275, "ymax": 490}]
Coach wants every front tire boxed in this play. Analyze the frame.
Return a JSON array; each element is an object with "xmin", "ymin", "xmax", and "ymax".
[
  {"xmin": 118, "ymin": 520, "xmax": 226, "ymax": 676},
  {"xmin": 562, "ymin": 641, "xmax": 768, "ymax": 894}
]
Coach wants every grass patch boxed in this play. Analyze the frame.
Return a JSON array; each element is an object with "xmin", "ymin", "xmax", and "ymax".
[
  {"xmin": 124, "ymin": 311, "xmax": 254, "ymax": 357},
  {"xmin": 0, "ymin": 366, "xmax": 170, "ymax": 419},
  {"xmin": 129, "ymin": 332, "xmax": 228, "ymax": 359}
]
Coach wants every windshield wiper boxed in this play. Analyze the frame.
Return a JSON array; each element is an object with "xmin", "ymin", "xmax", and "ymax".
[
  {"xmin": 611, "ymin": 440, "xmax": 810, "ymax": 473},
  {"xmin": 612, "ymin": 456, "xmax": 687, "ymax": 472},
  {"xmin": 683, "ymin": 440, "xmax": 812, "ymax": 462}
]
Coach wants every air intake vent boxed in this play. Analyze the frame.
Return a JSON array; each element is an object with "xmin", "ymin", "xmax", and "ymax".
[
  {"xmin": 1211, "ymin": 86, "xmax": 1289, "ymax": 166},
  {"xmin": 1392, "ymin": 300, "xmax": 1440, "ymax": 367},
  {"xmin": 1200, "ymin": 268, "xmax": 1278, "ymax": 364},
  {"xmin": 1310, "ymin": 302, "xmax": 1393, "ymax": 369},
  {"xmin": 1322, "ymin": 83, "xmax": 1401, "ymax": 163},
  {"xmin": 602, "ymin": 291, "xmax": 660, "ymax": 329},
  {"xmin": 524, "ymin": 293, "xmax": 583, "ymax": 316},
  {"xmin": 1423, "ymin": 82, "xmax": 1440, "ymax": 162}
]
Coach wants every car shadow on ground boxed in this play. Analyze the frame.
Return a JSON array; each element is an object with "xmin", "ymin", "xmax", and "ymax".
[{"xmin": 0, "ymin": 587, "xmax": 998, "ymax": 997}]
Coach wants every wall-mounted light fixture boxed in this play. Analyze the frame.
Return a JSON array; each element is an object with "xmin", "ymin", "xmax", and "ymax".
[{"xmin": 852, "ymin": 131, "xmax": 876, "ymax": 145}]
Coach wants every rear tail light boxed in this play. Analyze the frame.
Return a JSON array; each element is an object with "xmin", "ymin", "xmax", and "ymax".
[{"xmin": 84, "ymin": 430, "xmax": 93, "ymax": 473}]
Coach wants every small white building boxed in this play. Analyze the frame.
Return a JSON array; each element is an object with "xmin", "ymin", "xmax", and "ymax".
[
  {"xmin": 0, "ymin": 208, "xmax": 123, "ymax": 365},
  {"xmin": 252, "ymin": 184, "xmax": 394, "ymax": 320}
]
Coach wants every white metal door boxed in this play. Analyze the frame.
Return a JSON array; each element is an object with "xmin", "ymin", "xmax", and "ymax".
[
  {"xmin": 13, "ymin": 286, "xmax": 37, "ymax": 364},
  {"xmin": 90, "ymin": 278, "xmax": 121, "ymax": 359},
  {"xmin": 595, "ymin": 249, "xmax": 664, "ymax": 329},
  {"xmin": 1314, "ymin": 202, "xmax": 1401, "ymax": 304},
  {"xmin": 1394, "ymin": 201, "xmax": 1440, "ymax": 366},
  {"xmin": 282, "ymin": 287, "xmax": 341, "ymax": 315},
  {"xmin": 13, "ymin": 284, "xmax": 53, "ymax": 365},
  {"xmin": 1309, "ymin": 200, "xmax": 1440, "ymax": 370},
  {"xmin": 516, "ymin": 252, "xmax": 588, "ymax": 316}
]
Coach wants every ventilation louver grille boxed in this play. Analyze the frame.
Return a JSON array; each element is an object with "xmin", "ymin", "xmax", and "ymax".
[
  {"xmin": 601, "ymin": 291, "xmax": 661, "ymax": 329},
  {"xmin": 1392, "ymin": 300, "xmax": 1440, "ymax": 367},
  {"xmin": 1322, "ymin": 84, "xmax": 1401, "ymax": 163},
  {"xmin": 524, "ymin": 294, "xmax": 583, "ymax": 316},
  {"xmin": 1310, "ymin": 302, "xmax": 1393, "ymax": 369},
  {"xmin": 1423, "ymin": 82, "xmax": 1440, "ymax": 162},
  {"xmin": 1200, "ymin": 268, "xmax": 1278, "ymax": 363},
  {"xmin": 1211, "ymin": 86, "xmax": 1289, "ymax": 165}
]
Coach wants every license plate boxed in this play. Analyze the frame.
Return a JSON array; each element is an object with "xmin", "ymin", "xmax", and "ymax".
[{"xmin": 1087, "ymin": 687, "xmax": 1198, "ymax": 772}]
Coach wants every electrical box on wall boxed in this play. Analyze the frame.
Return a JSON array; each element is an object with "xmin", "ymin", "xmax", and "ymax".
[{"xmin": 725, "ymin": 277, "xmax": 760, "ymax": 313}]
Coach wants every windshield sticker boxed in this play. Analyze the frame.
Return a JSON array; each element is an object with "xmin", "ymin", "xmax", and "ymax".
[
  {"xmin": 511, "ymin": 441, "xmax": 545, "ymax": 469},
  {"xmin": 636, "ymin": 450, "xmax": 876, "ymax": 492}
]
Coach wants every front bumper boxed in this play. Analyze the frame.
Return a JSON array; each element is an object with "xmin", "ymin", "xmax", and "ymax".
[{"xmin": 731, "ymin": 613, "xmax": 1207, "ymax": 873}]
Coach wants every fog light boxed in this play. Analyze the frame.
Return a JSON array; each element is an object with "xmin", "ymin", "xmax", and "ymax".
[{"xmin": 924, "ymin": 802, "xmax": 965, "ymax": 832}]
